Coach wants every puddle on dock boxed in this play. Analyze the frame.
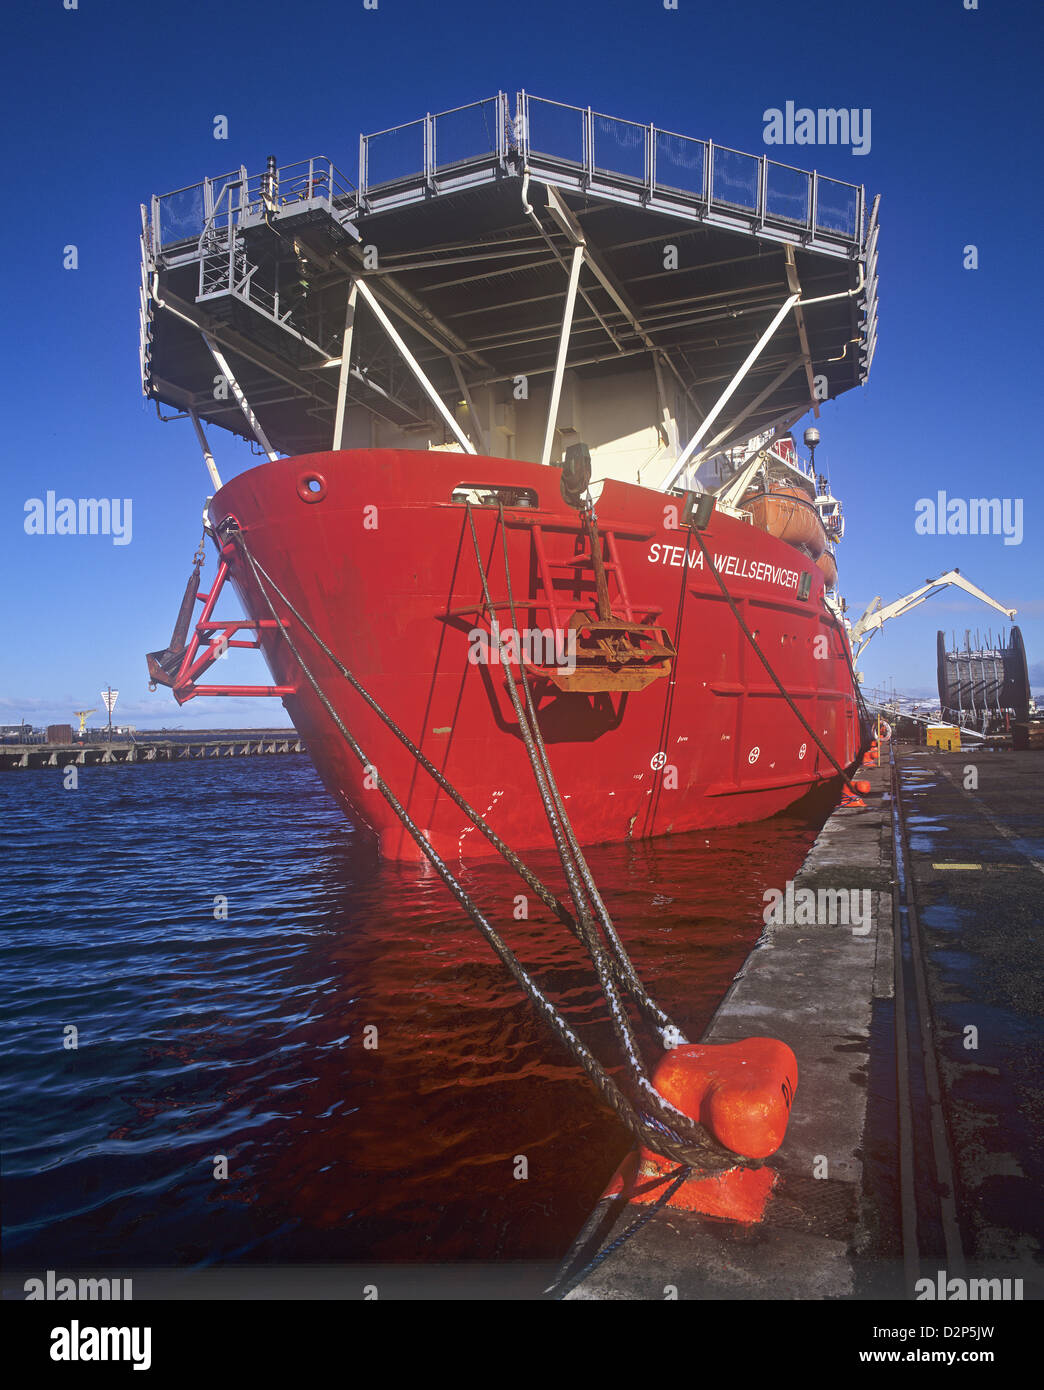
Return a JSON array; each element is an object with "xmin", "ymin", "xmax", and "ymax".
[
  {"xmin": 1, "ymin": 757, "xmax": 832, "ymax": 1283},
  {"xmin": 893, "ymin": 760, "xmax": 1043, "ymax": 1269}
]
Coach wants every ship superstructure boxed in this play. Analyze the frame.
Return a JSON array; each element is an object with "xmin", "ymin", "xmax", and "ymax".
[
  {"xmin": 141, "ymin": 93, "xmax": 876, "ymax": 491},
  {"xmin": 140, "ymin": 92, "xmax": 880, "ymax": 860}
]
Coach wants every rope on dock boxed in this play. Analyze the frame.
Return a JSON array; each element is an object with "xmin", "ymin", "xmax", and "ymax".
[{"xmin": 544, "ymin": 527, "xmax": 877, "ymax": 1296}]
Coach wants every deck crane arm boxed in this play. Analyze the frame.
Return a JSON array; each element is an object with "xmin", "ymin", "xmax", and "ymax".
[{"xmin": 849, "ymin": 569, "xmax": 1017, "ymax": 660}]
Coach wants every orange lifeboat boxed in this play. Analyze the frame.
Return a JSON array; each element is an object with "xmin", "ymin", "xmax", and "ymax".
[
  {"xmin": 744, "ymin": 484, "xmax": 827, "ymax": 560},
  {"xmin": 816, "ymin": 550, "xmax": 838, "ymax": 588}
]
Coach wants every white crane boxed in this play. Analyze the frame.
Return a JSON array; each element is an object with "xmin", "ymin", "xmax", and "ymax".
[{"xmin": 849, "ymin": 568, "xmax": 1016, "ymax": 661}]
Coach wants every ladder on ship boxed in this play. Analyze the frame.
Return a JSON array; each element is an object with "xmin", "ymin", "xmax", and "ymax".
[
  {"xmin": 495, "ymin": 515, "xmax": 661, "ymax": 629},
  {"xmin": 447, "ymin": 505, "xmax": 675, "ymax": 694}
]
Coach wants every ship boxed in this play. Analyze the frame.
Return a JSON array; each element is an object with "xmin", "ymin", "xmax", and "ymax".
[{"xmin": 140, "ymin": 91, "xmax": 879, "ymax": 862}]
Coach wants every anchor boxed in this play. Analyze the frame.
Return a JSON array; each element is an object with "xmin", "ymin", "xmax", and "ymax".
[{"xmin": 145, "ymin": 529, "xmax": 296, "ymax": 704}]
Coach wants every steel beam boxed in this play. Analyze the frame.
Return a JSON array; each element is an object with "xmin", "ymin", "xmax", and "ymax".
[
  {"xmin": 189, "ymin": 408, "xmax": 223, "ymax": 489},
  {"xmin": 544, "ymin": 183, "xmax": 703, "ymax": 438},
  {"xmin": 332, "ymin": 280, "xmax": 358, "ymax": 450},
  {"xmin": 687, "ymin": 354, "xmax": 806, "ymax": 467},
  {"xmin": 545, "ymin": 185, "xmax": 643, "ymax": 340},
  {"xmin": 708, "ymin": 399, "xmax": 817, "ymax": 464},
  {"xmin": 201, "ymin": 333, "xmax": 278, "ymax": 461},
  {"xmin": 651, "ymin": 354, "xmax": 679, "ymax": 458},
  {"xmin": 785, "ymin": 246, "xmax": 819, "ymax": 419},
  {"xmin": 540, "ymin": 245, "xmax": 585, "ymax": 469},
  {"xmin": 353, "ymin": 279, "xmax": 476, "ymax": 453},
  {"xmin": 153, "ymin": 288, "xmax": 337, "ymax": 418},
  {"xmin": 661, "ymin": 293, "xmax": 799, "ymax": 491},
  {"xmin": 522, "ymin": 179, "xmax": 623, "ymax": 354},
  {"xmin": 449, "ymin": 356, "xmax": 488, "ymax": 454},
  {"xmin": 325, "ymin": 243, "xmax": 491, "ymax": 369},
  {"xmin": 473, "ymin": 343, "xmax": 650, "ymax": 388}
]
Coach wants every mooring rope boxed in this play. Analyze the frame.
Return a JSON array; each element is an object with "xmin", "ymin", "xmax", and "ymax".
[
  {"xmin": 228, "ymin": 522, "xmax": 738, "ymax": 1172},
  {"xmin": 222, "ymin": 530, "xmax": 664, "ymax": 1014},
  {"xmin": 688, "ymin": 524, "xmax": 864, "ymax": 789},
  {"xmin": 828, "ymin": 605, "xmax": 877, "ymax": 748},
  {"xmin": 494, "ymin": 499, "xmax": 679, "ymax": 1043},
  {"xmin": 463, "ymin": 503, "xmax": 740, "ymax": 1167},
  {"xmin": 544, "ymin": 1163, "xmax": 692, "ymax": 1300}
]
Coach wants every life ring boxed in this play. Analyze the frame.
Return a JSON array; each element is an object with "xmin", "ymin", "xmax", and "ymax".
[{"xmin": 876, "ymin": 717, "xmax": 892, "ymax": 742}]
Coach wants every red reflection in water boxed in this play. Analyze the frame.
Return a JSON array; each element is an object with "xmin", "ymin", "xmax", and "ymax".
[{"xmin": 224, "ymin": 810, "xmax": 827, "ymax": 1268}]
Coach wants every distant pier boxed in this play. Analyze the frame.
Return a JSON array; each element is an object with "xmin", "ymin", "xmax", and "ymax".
[{"xmin": 0, "ymin": 732, "xmax": 304, "ymax": 770}]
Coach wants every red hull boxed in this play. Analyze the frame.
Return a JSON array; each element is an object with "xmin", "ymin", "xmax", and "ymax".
[{"xmin": 210, "ymin": 450, "xmax": 862, "ymax": 863}]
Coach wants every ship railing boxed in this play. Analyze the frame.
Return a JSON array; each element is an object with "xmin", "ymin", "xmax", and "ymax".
[
  {"xmin": 765, "ymin": 440, "xmax": 817, "ymax": 482},
  {"xmin": 138, "ymin": 205, "xmax": 155, "ymax": 398},
  {"xmin": 151, "ymin": 156, "xmax": 357, "ymax": 254},
  {"xmin": 515, "ymin": 92, "xmax": 867, "ymax": 250},
  {"xmin": 228, "ymin": 156, "xmax": 358, "ymax": 231},
  {"xmin": 152, "ymin": 95, "xmax": 870, "ymax": 256},
  {"xmin": 152, "ymin": 95, "xmax": 869, "ymax": 257},
  {"xmin": 860, "ymin": 195, "xmax": 881, "ymax": 378},
  {"xmin": 358, "ymin": 93, "xmax": 510, "ymax": 208},
  {"xmin": 729, "ymin": 435, "xmax": 816, "ymax": 484}
]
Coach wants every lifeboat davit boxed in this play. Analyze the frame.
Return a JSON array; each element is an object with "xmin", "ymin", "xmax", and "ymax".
[
  {"xmin": 744, "ymin": 484, "xmax": 827, "ymax": 560},
  {"xmin": 816, "ymin": 550, "xmax": 838, "ymax": 589}
]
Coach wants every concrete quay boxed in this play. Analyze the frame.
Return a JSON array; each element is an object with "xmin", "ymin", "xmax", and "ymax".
[
  {"xmin": 0, "ymin": 736, "xmax": 305, "ymax": 770},
  {"xmin": 566, "ymin": 749, "xmax": 1043, "ymax": 1301}
]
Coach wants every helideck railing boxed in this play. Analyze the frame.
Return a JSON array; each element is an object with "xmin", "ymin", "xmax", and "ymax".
[
  {"xmin": 151, "ymin": 156, "xmax": 357, "ymax": 252},
  {"xmin": 516, "ymin": 92, "xmax": 865, "ymax": 246},
  {"xmin": 140, "ymin": 90, "xmax": 878, "ymax": 417},
  {"xmin": 150, "ymin": 93, "xmax": 868, "ymax": 255}
]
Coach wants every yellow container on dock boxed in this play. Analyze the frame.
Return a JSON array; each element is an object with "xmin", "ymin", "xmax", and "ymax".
[{"xmin": 927, "ymin": 724, "xmax": 961, "ymax": 751}]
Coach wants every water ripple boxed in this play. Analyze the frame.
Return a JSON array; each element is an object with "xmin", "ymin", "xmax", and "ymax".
[{"xmin": 1, "ymin": 756, "xmax": 825, "ymax": 1273}]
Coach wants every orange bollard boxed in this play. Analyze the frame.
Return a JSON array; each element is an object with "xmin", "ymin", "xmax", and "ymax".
[
  {"xmin": 602, "ymin": 1037, "xmax": 798, "ymax": 1223},
  {"xmin": 655, "ymin": 1038, "xmax": 797, "ymax": 1158}
]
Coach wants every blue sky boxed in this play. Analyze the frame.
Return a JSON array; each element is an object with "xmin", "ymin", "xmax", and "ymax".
[{"xmin": 3, "ymin": 0, "xmax": 1041, "ymax": 729}]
